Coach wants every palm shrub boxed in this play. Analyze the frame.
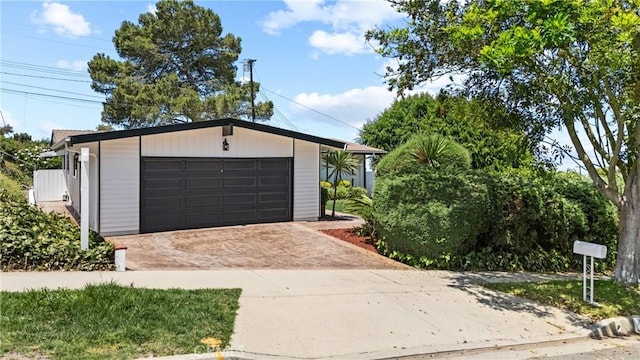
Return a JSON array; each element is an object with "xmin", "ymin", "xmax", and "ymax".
[
  {"xmin": 376, "ymin": 133, "xmax": 471, "ymax": 176},
  {"xmin": 321, "ymin": 151, "xmax": 358, "ymax": 218}
]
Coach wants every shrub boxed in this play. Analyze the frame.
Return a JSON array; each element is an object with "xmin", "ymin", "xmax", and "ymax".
[
  {"xmin": 377, "ymin": 133, "xmax": 471, "ymax": 176},
  {"xmin": 0, "ymin": 172, "xmax": 25, "ymax": 202},
  {"xmin": 320, "ymin": 180, "xmax": 332, "ymax": 188},
  {"xmin": 373, "ymin": 169, "xmax": 618, "ymax": 272},
  {"xmin": 338, "ymin": 179, "xmax": 351, "ymax": 187},
  {"xmin": 0, "ymin": 191, "xmax": 114, "ymax": 271}
]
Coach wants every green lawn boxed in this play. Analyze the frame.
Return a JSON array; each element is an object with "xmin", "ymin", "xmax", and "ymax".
[
  {"xmin": 1, "ymin": 283, "xmax": 241, "ymax": 359},
  {"xmin": 483, "ymin": 280, "xmax": 640, "ymax": 321}
]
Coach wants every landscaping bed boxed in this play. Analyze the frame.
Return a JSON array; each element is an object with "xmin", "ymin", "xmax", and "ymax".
[{"xmin": 321, "ymin": 228, "xmax": 378, "ymax": 253}]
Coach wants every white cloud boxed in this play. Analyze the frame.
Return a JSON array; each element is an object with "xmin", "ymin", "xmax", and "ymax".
[
  {"xmin": 309, "ymin": 30, "xmax": 367, "ymax": 55},
  {"xmin": 147, "ymin": 3, "xmax": 157, "ymax": 14},
  {"xmin": 261, "ymin": 0, "xmax": 403, "ymax": 56},
  {"xmin": 291, "ymin": 86, "xmax": 424, "ymax": 130},
  {"xmin": 56, "ymin": 60, "xmax": 87, "ymax": 71},
  {"xmin": 31, "ymin": 2, "xmax": 92, "ymax": 37}
]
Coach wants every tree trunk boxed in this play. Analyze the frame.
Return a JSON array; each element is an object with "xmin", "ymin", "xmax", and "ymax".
[{"xmin": 614, "ymin": 176, "xmax": 640, "ymax": 286}]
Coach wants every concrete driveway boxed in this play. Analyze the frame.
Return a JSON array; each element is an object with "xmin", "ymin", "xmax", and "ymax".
[{"xmin": 108, "ymin": 221, "xmax": 409, "ymax": 270}]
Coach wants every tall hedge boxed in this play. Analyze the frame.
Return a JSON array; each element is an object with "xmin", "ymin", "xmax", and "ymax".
[{"xmin": 373, "ymin": 169, "xmax": 619, "ymax": 272}]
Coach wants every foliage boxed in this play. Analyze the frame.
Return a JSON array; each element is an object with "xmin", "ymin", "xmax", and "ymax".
[
  {"xmin": 321, "ymin": 151, "xmax": 359, "ymax": 217},
  {"xmin": 0, "ymin": 283, "xmax": 241, "ymax": 358},
  {"xmin": 0, "ymin": 191, "xmax": 114, "ymax": 271},
  {"xmin": 368, "ymin": 0, "xmax": 639, "ymax": 285},
  {"xmin": 338, "ymin": 179, "xmax": 351, "ymax": 187},
  {"xmin": 373, "ymin": 169, "xmax": 619, "ymax": 272},
  {"xmin": 376, "ymin": 133, "xmax": 471, "ymax": 176},
  {"xmin": 88, "ymin": 0, "xmax": 273, "ymax": 129},
  {"xmin": 359, "ymin": 93, "xmax": 537, "ymax": 170},
  {"xmin": 0, "ymin": 172, "xmax": 25, "ymax": 201},
  {"xmin": 1, "ymin": 135, "xmax": 60, "ymax": 187},
  {"xmin": 484, "ymin": 280, "xmax": 640, "ymax": 321},
  {"xmin": 345, "ymin": 195, "xmax": 377, "ymax": 237},
  {"xmin": 320, "ymin": 186, "xmax": 330, "ymax": 206}
]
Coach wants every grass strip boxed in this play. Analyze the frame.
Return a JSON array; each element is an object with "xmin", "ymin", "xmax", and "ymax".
[
  {"xmin": 483, "ymin": 279, "xmax": 640, "ymax": 321},
  {"xmin": 1, "ymin": 282, "xmax": 241, "ymax": 359}
]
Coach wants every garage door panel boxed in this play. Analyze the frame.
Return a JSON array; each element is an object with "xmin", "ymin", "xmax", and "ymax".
[
  {"xmin": 224, "ymin": 193, "xmax": 256, "ymax": 205},
  {"xmin": 142, "ymin": 214, "xmax": 184, "ymax": 232},
  {"xmin": 223, "ymin": 210, "xmax": 257, "ymax": 223},
  {"xmin": 223, "ymin": 177, "xmax": 256, "ymax": 187},
  {"xmin": 144, "ymin": 159, "xmax": 183, "ymax": 171},
  {"xmin": 185, "ymin": 195, "xmax": 221, "ymax": 207},
  {"xmin": 141, "ymin": 157, "xmax": 291, "ymax": 233},
  {"xmin": 145, "ymin": 196, "xmax": 183, "ymax": 208},
  {"xmin": 259, "ymin": 208, "xmax": 290, "ymax": 220},
  {"xmin": 186, "ymin": 160, "xmax": 221, "ymax": 171},
  {"xmin": 185, "ymin": 178, "xmax": 221, "ymax": 190},
  {"xmin": 259, "ymin": 192, "xmax": 288, "ymax": 203},
  {"xmin": 224, "ymin": 160, "xmax": 256, "ymax": 171}
]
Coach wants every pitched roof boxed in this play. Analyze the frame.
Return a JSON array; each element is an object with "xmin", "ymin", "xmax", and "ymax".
[
  {"xmin": 343, "ymin": 141, "xmax": 386, "ymax": 154},
  {"xmin": 50, "ymin": 129, "xmax": 98, "ymax": 148},
  {"xmin": 51, "ymin": 118, "xmax": 346, "ymax": 150}
]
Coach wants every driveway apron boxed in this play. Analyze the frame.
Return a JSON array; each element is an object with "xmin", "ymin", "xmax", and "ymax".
[{"xmin": 108, "ymin": 222, "xmax": 407, "ymax": 270}]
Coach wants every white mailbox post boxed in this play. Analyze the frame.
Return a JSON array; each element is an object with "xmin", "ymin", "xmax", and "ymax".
[{"xmin": 573, "ymin": 240, "xmax": 607, "ymax": 305}]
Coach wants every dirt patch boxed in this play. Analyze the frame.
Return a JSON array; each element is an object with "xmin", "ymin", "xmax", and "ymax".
[{"xmin": 321, "ymin": 228, "xmax": 378, "ymax": 253}]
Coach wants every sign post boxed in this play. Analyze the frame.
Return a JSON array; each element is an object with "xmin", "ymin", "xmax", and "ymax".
[{"xmin": 573, "ymin": 240, "xmax": 607, "ymax": 305}]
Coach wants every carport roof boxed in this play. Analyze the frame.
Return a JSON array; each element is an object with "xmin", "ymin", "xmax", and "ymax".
[{"xmin": 51, "ymin": 118, "xmax": 346, "ymax": 150}]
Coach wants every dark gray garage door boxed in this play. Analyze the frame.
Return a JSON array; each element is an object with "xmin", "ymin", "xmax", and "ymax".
[{"xmin": 141, "ymin": 157, "xmax": 292, "ymax": 233}]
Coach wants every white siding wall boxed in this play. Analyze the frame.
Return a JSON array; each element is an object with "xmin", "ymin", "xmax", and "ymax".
[
  {"xmin": 141, "ymin": 127, "xmax": 293, "ymax": 157},
  {"xmin": 33, "ymin": 169, "xmax": 66, "ymax": 202},
  {"xmin": 65, "ymin": 142, "xmax": 99, "ymax": 229},
  {"xmin": 294, "ymin": 140, "xmax": 319, "ymax": 221},
  {"xmin": 100, "ymin": 137, "xmax": 140, "ymax": 235}
]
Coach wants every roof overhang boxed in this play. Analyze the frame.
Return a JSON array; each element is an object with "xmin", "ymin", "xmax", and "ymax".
[{"xmin": 52, "ymin": 118, "xmax": 346, "ymax": 150}]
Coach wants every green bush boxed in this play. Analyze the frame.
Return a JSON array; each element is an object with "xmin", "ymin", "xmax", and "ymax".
[
  {"xmin": 373, "ymin": 169, "xmax": 618, "ymax": 272},
  {"xmin": 377, "ymin": 133, "xmax": 471, "ymax": 176},
  {"xmin": 0, "ymin": 172, "xmax": 25, "ymax": 202},
  {"xmin": 338, "ymin": 179, "xmax": 351, "ymax": 187},
  {"xmin": 0, "ymin": 191, "xmax": 114, "ymax": 271}
]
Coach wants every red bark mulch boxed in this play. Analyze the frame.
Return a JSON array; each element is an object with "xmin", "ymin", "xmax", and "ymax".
[{"xmin": 321, "ymin": 228, "xmax": 378, "ymax": 253}]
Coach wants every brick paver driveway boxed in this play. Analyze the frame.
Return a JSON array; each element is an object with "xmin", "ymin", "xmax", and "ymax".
[{"xmin": 108, "ymin": 221, "xmax": 408, "ymax": 270}]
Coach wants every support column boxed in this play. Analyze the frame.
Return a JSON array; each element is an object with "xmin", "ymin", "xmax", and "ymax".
[{"xmin": 80, "ymin": 147, "xmax": 89, "ymax": 250}]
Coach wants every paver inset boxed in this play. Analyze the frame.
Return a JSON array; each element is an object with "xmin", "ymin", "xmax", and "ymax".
[{"xmin": 109, "ymin": 222, "xmax": 408, "ymax": 270}]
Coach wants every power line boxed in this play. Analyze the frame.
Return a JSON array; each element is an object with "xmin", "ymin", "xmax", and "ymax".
[
  {"xmin": 0, "ymin": 71, "xmax": 91, "ymax": 83},
  {"xmin": 0, "ymin": 88, "xmax": 102, "ymax": 105},
  {"xmin": 1, "ymin": 81, "xmax": 104, "ymax": 100},
  {"xmin": 260, "ymin": 86, "xmax": 361, "ymax": 131},
  {"xmin": 1, "ymin": 60, "xmax": 89, "ymax": 77}
]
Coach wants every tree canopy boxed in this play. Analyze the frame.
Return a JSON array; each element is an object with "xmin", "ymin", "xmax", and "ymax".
[
  {"xmin": 88, "ymin": 0, "xmax": 272, "ymax": 129},
  {"xmin": 359, "ymin": 93, "xmax": 536, "ymax": 170},
  {"xmin": 368, "ymin": 0, "xmax": 640, "ymax": 285}
]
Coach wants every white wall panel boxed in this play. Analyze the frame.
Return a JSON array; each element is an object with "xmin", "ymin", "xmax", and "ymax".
[
  {"xmin": 141, "ymin": 127, "xmax": 293, "ymax": 157},
  {"xmin": 293, "ymin": 140, "xmax": 319, "ymax": 221},
  {"xmin": 100, "ymin": 137, "xmax": 140, "ymax": 235}
]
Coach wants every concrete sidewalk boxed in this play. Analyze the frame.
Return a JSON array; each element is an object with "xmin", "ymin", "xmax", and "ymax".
[{"xmin": 0, "ymin": 270, "xmax": 594, "ymax": 359}]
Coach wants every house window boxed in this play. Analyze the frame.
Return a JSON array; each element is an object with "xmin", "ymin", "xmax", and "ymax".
[
  {"xmin": 73, "ymin": 153, "xmax": 79, "ymax": 178},
  {"xmin": 63, "ymin": 152, "xmax": 68, "ymax": 172}
]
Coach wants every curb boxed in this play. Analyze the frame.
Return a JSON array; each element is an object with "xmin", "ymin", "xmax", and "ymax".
[{"xmin": 590, "ymin": 315, "xmax": 640, "ymax": 339}]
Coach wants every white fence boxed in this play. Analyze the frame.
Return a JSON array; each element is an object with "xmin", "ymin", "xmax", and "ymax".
[{"xmin": 33, "ymin": 169, "xmax": 66, "ymax": 202}]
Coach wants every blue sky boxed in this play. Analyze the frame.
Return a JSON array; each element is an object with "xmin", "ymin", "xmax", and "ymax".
[{"xmin": 0, "ymin": 0, "xmax": 453, "ymax": 143}]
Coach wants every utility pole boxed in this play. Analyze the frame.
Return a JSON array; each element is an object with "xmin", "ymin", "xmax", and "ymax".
[{"xmin": 245, "ymin": 59, "xmax": 257, "ymax": 122}]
